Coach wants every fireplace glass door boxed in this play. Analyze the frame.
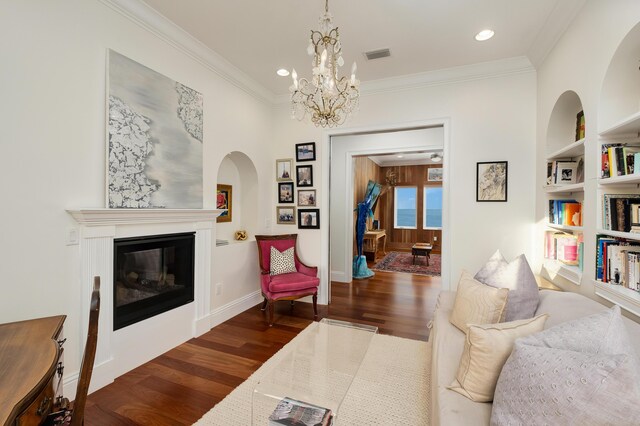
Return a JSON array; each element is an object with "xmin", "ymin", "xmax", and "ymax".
[{"xmin": 113, "ymin": 232, "xmax": 195, "ymax": 330}]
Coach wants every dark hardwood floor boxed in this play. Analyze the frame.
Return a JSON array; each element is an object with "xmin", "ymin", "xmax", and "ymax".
[{"xmin": 85, "ymin": 271, "xmax": 441, "ymax": 425}]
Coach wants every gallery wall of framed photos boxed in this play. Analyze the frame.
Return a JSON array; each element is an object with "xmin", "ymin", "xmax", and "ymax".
[{"xmin": 276, "ymin": 142, "xmax": 320, "ymax": 229}]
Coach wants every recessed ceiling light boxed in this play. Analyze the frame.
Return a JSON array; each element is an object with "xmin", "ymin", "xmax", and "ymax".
[
  {"xmin": 430, "ymin": 153, "xmax": 443, "ymax": 162},
  {"xmin": 475, "ymin": 29, "xmax": 495, "ymax": 42},
  {"xmin": 397, "ymin": 155, "xmax": 404, "ymax": 158},
  {"xmin": 277, "ymin": 68, "xmax": 290, "ymax": 77}
]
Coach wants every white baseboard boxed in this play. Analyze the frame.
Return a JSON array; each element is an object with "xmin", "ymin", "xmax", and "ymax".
[
  {"xmin": 64, "ymin": 291, "xmax": 262, "ymax": 400},
  {"xmin": 63, "ymin": 358, "xmax": 113, "ymax": 401},
  {"xmin": 331, "ymin": 270, "xmax": 349, "ymax": 283},
  {"xmin": 208, "ymin": 290, "xmax": 263, "ymax": 329}
]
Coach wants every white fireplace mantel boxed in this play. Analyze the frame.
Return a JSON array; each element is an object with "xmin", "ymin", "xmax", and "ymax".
[
  {"xmin": 66, "ymin": 207, "xmax": 223, "ymax": 399},
  {"xmin": 67, "ymin": 208, "xmax": 223, "ymax": 226}
]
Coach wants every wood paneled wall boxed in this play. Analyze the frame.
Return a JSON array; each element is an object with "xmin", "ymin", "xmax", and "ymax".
[
  {"xmin": 378, "ymin": 164, "xmax": 443, "ymax": 254},
  {"xmin": 352, "ymin": 157, "xmax": 382, "ymax": 256}
]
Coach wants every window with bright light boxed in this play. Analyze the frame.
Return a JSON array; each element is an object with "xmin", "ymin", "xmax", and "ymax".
[
  {"xmin": 394, "ymin": 186, "xmax": 417, "ymax": 229},
  {"xmin": 423, "ymin": 187, "xmax": 443, "ymax": 229}
]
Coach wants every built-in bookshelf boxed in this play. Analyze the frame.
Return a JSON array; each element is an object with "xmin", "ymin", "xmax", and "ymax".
[
  {"xmin": 542, "ymin": 90, "xmax": 585, "ymax": 286},
  {"xmin": 596, "ymin": 112, "xmax": 640, "ymax": 312},
  {"xmin": 593, "ymin": 23, "xmax": 640, "ymax": 317}
]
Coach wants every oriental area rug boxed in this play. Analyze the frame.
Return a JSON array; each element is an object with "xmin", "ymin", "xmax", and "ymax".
[
  {"xmin": 373, "ymin": 251, "xmax": 441, "ymax": 276},
  {"xmin": 194, "ymin": 323, "xmax": 431, "ymax": 426}
]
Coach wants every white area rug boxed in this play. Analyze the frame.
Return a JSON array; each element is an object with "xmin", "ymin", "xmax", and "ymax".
[{"xmin": 194, "ymin": 322, "xmax": 431, "ymax": 425}]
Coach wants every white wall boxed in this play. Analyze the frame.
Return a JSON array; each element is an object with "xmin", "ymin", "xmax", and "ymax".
[
  {"xmin": 535, "ymin": 1, "xmax": 640, "ymax": 301},
  {"xmin": 0, "ymin": 0, "xmax": 271, "ymax": 385},
  {"xmin": 330, "ymin": 128, "xmax": 445, "ymax": 283},
  {"xmin": 274, "ymin": 67, "xmax": 538, "ymax": 298}
]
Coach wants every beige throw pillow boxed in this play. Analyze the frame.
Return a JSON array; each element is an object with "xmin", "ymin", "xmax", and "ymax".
[
  {"xmin": 449, "ymin": 271, "xmax": 509, "ymax": 333},
  {"xmin": 449, "ymin": 314, "xmax": 548, "ymax": 402}
]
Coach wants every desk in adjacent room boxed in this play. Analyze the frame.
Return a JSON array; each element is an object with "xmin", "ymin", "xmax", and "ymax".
[
  {"xmin": 363, "ymin": 230, "xmax": 387, "ymax": 258},
  {"xmin": 0, "ymin": 315, "xmax": 66, "ymax": 426}
]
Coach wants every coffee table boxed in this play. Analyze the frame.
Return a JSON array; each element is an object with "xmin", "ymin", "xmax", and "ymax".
[
  {"xmin": 412, "ymin": 243, "xmax": 432, "ymax": 265},
  {"xmin": 252, "ymin": 318, "xmax": 378, "ymax": 425}
]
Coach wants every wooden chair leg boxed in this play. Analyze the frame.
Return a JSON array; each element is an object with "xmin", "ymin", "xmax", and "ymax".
[
  {"xmin": 268, "ymin": 300, "xmax": 275, "ymax": 327},
  {"xmin": 312, "ymin": 293, "xmax": 318, "ymax": 320},
  {"xmin": 260, "ymin": 297, "xmax": 268, "ymax": 311}
]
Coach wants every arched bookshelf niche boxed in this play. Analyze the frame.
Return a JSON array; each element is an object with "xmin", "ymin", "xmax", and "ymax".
[
  {"xmin": 541, "ymin": 90, "xmax": 585, "ymax": 287},
  {"xmin": 599, "ymin": 22, "xmax": 640, "ymax": 133},
  {"xmin": 595, "ymin": 22, "xmax": 640, "ymax": 317},
  {"xmin": 215, "ymin": 151, "xmax": 259, "ymax": 245}
]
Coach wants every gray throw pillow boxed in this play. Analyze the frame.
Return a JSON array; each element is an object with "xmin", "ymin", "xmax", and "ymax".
[
  {"xmin": 475, "ymin": 250, "xmax": 539, "ymax": 321},
  {"xmin": 491, "ymin": 306, "xmax": 640, "ymax": 425}
]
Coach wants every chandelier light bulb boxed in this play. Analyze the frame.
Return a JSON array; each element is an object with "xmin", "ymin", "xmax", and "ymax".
[
  {"xmin": 319, "ymin": 49, "xmax": 328, "ymax": 73},
  {"xmin": 350, "ymin": 62, "xmax": 357, "ymax": 84}
]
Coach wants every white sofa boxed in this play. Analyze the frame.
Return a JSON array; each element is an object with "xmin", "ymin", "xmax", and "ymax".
[{"xmin": 429, "ymin": 289, "xmax": 640, "ymax": 426}]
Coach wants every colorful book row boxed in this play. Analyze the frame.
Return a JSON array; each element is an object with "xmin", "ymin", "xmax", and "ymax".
[
  {"xmin": 601, "ymin": 144, "xmax": 640, "ymax": 178},
  {"xmin": 545, "ymin": 231, "xmax": 583, "ymax": 269},
  {"xmin": 596, "ymin": 235, "xmax": 640, "ymax": 292},
  {"xmin": 548, "ymin": 199, "xmax": 582, "ymax": 226}
]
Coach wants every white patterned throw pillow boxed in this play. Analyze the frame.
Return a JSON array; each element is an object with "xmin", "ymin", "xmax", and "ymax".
[
  {"xmin": 475, "ymin": 250, "xmax": 539, "ymax": 321},
  {"xmin": 491, "ymin": 306, "xmax": 640, "ymax": 425},
  {"xmin": 270, "ymin": 246, "xmax": 297, "ymax": 276}
]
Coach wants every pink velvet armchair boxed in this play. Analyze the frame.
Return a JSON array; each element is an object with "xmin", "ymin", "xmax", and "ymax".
[{"xmin": 255, "ymin": 234, "xmax": 319, "ymax": 326}]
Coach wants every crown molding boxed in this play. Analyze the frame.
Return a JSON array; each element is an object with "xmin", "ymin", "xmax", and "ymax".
[
  {"xmin": 526, "ymin": 0, "xmax": 586, "ymax": 67},
  {"xmin": 98, "ymin": 0, "xmax": 276, "ymax": 104},
  {"xmin": 275, "ymin": 56, "xmax": 535, "ymax": 104}
]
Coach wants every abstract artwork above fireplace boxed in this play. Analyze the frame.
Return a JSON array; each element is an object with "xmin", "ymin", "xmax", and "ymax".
[{"xmin": 107, "ymin": 49, "xmax": 203, "ymax": 209}]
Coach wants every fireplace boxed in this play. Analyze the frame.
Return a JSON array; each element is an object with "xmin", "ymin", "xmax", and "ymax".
[{"xmin": 113, "ymin": 232, "xmax": 195, "ymax": 330}]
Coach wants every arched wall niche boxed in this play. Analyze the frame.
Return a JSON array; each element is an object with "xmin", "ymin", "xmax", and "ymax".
[
  {"xmin": 599, "ymin": 21, "xmax": 640, "ymax": 131},
  {"xmin": 215, "ymin": 151, "xmax": 259, "ymax": 243},
  {"xmin": 546, "ymin": 90, "xmax": 584, "ymax": 154}
]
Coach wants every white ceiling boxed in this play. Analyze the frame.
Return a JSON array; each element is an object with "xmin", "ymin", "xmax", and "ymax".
[{"xmin": 142, "ymin": 0, "xmax": 585, "ymax": 96}]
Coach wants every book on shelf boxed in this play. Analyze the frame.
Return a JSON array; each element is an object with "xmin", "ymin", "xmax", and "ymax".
[
  {"xmin": 575, "ymin": 110, "xmax": 585, "ymax": 141},
  {"xmin": 269, "ymin": 397, "xmax": 333, "ymax": 426},
  {"xmin": 603, "ymin": 194, "xmax": 640, "ymax": 232},
  {"xmin": 600, "ymin": 144, "xmax": 622, "ymax": 179},
  {"xmin": 545, "ymin": 231, "xmax": 579, "ymax": 266},
  {"xmin": 601, "ymin": 144, "xmax": 640, "ymax": 178},
  {"xmin": 548, "ymin": 199, "xmax": 582, "ymax": 226},
  {"xmin": 596, "ymin": 235, "xmax": 640, "ymax": 292}
]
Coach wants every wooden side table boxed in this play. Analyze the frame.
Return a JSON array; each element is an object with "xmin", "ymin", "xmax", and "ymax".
[
  {"xmin": 411, "ymin": 243, "xmax": 432, "ymax": 265},
  {"xmin": 364, "ymin": 230, "xmax": 387, "ymax": 258}
]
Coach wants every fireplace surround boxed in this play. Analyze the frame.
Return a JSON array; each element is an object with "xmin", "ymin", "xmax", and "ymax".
[{"xmin": 67, "ymin": 208, "xmax": 221, "ymax": 398}]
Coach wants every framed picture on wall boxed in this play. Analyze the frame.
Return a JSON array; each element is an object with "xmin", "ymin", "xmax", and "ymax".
[
  {"xmin": 476, "ymin": 161, "xmax": 508, "ymax": 202},
  {"xmin": 278, "ymin": 182, "xmax": 294, "ymax": 203},
  {"xmin": 427, "ymin": 167, "xmax": 443, "ymax": 182},
  {"xmin": 295, "ymin": 142, "xmax": 316, "ymax": 162},
  {"xmin": 216, "ymin": 184, "xmax": 232, "ymax": 222},
  {"xmin": 276, "ymin": 158, "xmax": 293, "ymax": 181},
  {"xmin": 296, "ymin": 165, "xmax": 313, "ymax": 187},
  {"xmin": 277, "ymin": 207, "xmax": 296, "ymax": 225},
  {"xmin": 298, "ymin": 189, "xmax": 316, "ymax": 206},
  {"xmin": 298, "ymin": 209, "xmax": 320, "ymax": 229}
]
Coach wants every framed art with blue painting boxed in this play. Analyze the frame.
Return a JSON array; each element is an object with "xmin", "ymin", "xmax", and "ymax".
[{"xmin": 295, "ymin": 142, "xmax": 316, "ymax": 162}]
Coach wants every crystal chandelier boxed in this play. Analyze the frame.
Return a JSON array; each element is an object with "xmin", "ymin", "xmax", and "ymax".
[{"xmin": 290, "ymin": 0, "xmax": 360, "ymax": 128}]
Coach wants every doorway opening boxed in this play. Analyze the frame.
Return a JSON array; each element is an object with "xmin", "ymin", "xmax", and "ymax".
[
  {"xmin": 354, "ymin": 151, "xmax": 443, "ymax": 278},
  {"xmin": 327, "ymin": 124, "xmax": 449, "ymax": 300}
]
